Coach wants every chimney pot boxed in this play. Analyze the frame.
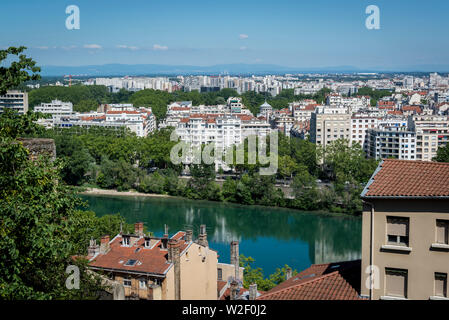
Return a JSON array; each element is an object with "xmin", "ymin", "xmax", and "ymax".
[
  {"xmin": 249, "ymin": 283, "xmax": 257, "ymax": 300},
  {"xmin": 100, "ymin": 235, "xmax": 110, "ymax": 254},
  {"xmin": 185, "ymin": 230, "xmax": 193, "ymax": 242},
  {"xmin": 134, "ymin": 222, "xmax": 144, "ymax": 236},
  {"xmin": 230, "ymin": 241, "xmax": 240, "ymax": 280},
  {"xmin": 197, "ymin": 224, "xmax": 208, "ymax": 247},
  {"xmin": 230, "ymin": 280, "xmax": 239, "ymax": 300},
  {"xmin": 286, "ymin": 267, "xmax": 293, "ymax": 280}
]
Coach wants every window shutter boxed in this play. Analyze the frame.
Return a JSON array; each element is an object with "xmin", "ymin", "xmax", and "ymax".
[
  {"xmin": 386, "ymin": 269, "xmax": 407, "ymax": 298},
  {"xmin": 387, "ymin": 218, "xmax": 408, "ymax": 237},
  {"xmin": 436, "ymin": 221, "xmax": 448, "ymax": 244},
  {"xmin": 435, "ymin": 273, "xmax": 447, "ymax": 297}
]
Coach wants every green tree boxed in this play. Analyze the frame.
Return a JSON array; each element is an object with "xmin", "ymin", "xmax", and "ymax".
[
  {"xmin": 0, "ymin": 46, "xmax": 41, "ymax": 95},
  {"xmin": 434, "ymin": 144, "xmax": 449, "ymax": 163},
  {"xmin": 0, "ymin": 114, "xmax": 104, "ymax": 299}
]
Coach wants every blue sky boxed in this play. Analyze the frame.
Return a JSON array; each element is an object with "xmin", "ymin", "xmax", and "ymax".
[{"xmin": 1, "ymin": 0, "xmax": 449, "ymax": 69}]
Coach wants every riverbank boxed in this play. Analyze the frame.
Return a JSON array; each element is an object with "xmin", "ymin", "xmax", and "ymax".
[
  {"xmin": 78, "ymin": 187, "xmax": 172, "ymax": 198},
  {"xmin": 77, "ymin": 186, "xmax": 358, "ymax": 218}
]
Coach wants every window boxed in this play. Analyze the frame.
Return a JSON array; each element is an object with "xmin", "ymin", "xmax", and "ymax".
[
  {"xmin": 123, "ymin": 278, "xmax": 132, "ymax": 287},
  {"xmin": 123, "ymin": 235, "xmax": 130, "ymax": 247},
  {"xmin": 385, "ymin": 268, "xmax": 408, "ymax": 298},
  {"xmin": 436, "ymin": 220, "xmax": 449, "ymax": 245},
  {"xmin": 387, "ymin": 217, "xmax": 409, "ymax": 246},
  {"xmin": 139, "ymin": 279, "xmax": 147, "ymax": 289},
  {"xmin": 124, "ymin": 259, "xmax": 138, "ymax": 266},
  {"xmin": 435, "ymin": 273, "xmax": 448, "ymax": 298},
  {"xmin": 218, "ymin": 268, "xmax": 223, "ymax": 281}
]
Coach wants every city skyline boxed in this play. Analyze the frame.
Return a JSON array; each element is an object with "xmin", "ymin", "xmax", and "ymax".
[{"xmin": 2, "ymin": 0, "xmax": 449, "ymax": 71}]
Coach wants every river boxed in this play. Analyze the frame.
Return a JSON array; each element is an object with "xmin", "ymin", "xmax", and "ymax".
[{"xmin": 80, "ymin": 194, "xmax": 362, "ymax": 275}]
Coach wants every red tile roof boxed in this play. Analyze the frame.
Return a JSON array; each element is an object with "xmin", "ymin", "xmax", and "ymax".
[
  {"xmin": 361, "ymin": 159, "xmax": 449, "ymax": 198},
  {"xmin": 88, "ymin": 232, "xmax": 189, "ymax": 275},
  {"xmin": 257, "ymin": 260, "xmax": 363, "ymax": 300}
]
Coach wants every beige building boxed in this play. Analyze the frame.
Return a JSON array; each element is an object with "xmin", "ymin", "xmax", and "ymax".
[
  {"xmin": 408, "ymin": 115, "xmax": 449, "ymax": 161},
  {"xmin": 87, "ymin": 223, "xmax": 220, "ymax": 300},
  {"xmin": 360, "ymin": 159, "xmax": 449, "ymax": 300},
  {"xmin": 0, "ymin": 90, "xmax": 28, "ymax": 114},
  {"xmin": 310, "ymin": 106, "xmax": 351, "ymax": 147}
]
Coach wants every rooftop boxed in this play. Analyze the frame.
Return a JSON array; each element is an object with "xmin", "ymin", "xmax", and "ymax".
[
  {"xmin": 257, "ymin": 260, "xmax": 364, "ymax": 300},
  {"xmin": 88, "ymin": 231, "xmax": 190, "ymax": 276},
  {"xmin": 361, "ymin": 159, "xmax": 449, "ymax": 199}
]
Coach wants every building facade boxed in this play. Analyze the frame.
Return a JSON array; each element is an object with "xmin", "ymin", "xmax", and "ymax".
[
  {"xmin": 310, "ymin": 107, "xmax": 351, "ymax": 147},
  {"xmin": 361, "ymin": 160, "xmax": 449, "ymax": 300},
  {"xmin": 0, "ymin": 90, "xmax": 28, "ymax": 114}
]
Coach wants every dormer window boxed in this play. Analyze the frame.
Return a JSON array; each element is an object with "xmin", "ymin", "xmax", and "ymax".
[
  {"xmin": 145, "ymin": 238, "xmax": 151, "ymax": 248},
  {"xmin": 123, "ymin": 235, "xmax": 130, "ymax": 247}
]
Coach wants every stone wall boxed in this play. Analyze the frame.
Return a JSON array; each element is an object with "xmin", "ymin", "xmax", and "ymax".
[{"xmin": 17, "ymin": 138, "xmax": 56, "ymax": 161}]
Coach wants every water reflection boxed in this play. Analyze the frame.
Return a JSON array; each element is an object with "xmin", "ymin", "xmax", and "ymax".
[{"xmin": 80, "ymin": 195, "xmax": 362, "ymax": 274}]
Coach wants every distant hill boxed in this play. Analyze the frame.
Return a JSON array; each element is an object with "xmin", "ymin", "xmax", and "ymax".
[
  {"xmin": 40, "ymin": 63, "xmax": 449, "ymax": 77},
  {"xmin": 40, "ymin": 63, "xmax": 368, "ymax": 77}
]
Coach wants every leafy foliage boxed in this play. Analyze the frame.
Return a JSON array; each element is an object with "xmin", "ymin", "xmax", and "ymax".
[
  {"xmin": 0, "ymin": 46, "xmax": 41, "ymax": 95},
  {"xmin": 239, "ymin": 255, "xmax": 297, "ymax": 291}
]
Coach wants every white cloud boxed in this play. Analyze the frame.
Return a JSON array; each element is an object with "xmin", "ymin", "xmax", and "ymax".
[
  {"xmin": 35, "ymin": 46, "xmax": 49, "ymax": 50},
  {"xmin": 153, "ymin": 44, "xmax": 168, "ymax": 51},
  {"xmin": 240, "ymin": 46, "xmax": 247, "ymax": 51},
  {"xmin": 83, "ymin": 44, "xmax": 102, "ymax": 49},
  {"xmin": 61, "ymin": 45, "xmax": 77, "ymax": 50},
  {"xmin": 239, "ymin": 34, "xmax": 249, "ymax": 39},
  {"xmin": 117, "ymin": 45, "xmax": 139, "ymax": 50}
]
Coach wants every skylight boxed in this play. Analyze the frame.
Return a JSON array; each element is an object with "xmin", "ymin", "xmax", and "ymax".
[{"xmin": 124, "ymin": 259, "xmax": 138, "ymax": 266}]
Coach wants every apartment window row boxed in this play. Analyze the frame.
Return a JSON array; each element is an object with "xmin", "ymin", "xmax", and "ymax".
[
  {"xmin": 384, "ymin": 268, "xmax": 447, "ymax": 299},
  {"xmin": 386, "ymin": 216, "xmax": 449, "ymax": 247}
]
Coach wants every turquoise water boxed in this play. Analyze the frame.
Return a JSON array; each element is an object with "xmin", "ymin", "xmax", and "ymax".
[{"xmin": 79, "ymin": 195, "xmax": 362, "ymax": 275}]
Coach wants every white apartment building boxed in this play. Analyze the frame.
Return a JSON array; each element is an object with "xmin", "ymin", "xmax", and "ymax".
[
  {"xmin": 240, "ymin": 115, "xmax": 271, "ymax": 139},
  {"xmin": 365, "ymin": 127, "xmax": 416, "ymax": 160},
  {"xmin": 408, "ymin": 115, "xmax": 449, "ymax": 161},
  {"xmin": 326, "ymin": 93, "xmax": 370, "ymax": 112},
  {"xmin": 176, "ymin": 114, "xmax": 242, "ymax": 151},
  {"xmin": 33, "ymin": 100, "xmax": 73, "ymax": 117},
  {"xmin": 47, "ymin": 106, "xmax": 156, "ymax": 137},
  {"xmin": 309, "ymin": 107, "xmax": 351, "ymax": 147},
  {"xmin": 0, "ymin": 91, "xmax": 28, "ymax": 114},
  {"xmin": 351, "ymin": 115, "xmax": 379, "ymax": 148}
]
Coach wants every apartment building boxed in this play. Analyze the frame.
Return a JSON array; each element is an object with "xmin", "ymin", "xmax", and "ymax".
[
  {"xmin": 88, "ymin": 223, "xmax": 219, "ymax": 300},
  {"xmin": 351, "ymin": 115, "xmax": 379, "ymax": 148},
  {"xmin": 309, "ymin": 107, "xmax": 351, "ymax": 147},
  {"xmin": 176, "ymin": 114, "xmax": 242, "ymax": 151},
  {"xmin": 0, "ymin": 90, "xmax": 28, "ymax": 114},
  {"xmin": 326, "ymin": 93, "xmax": 370, "ymax": 112},
  {"xmin": 33, "ymin": 99, "xmax": 73, "ymax": 117},
  {"xmin": 49, "ymin": 107, "xmax": 156, "ymax": 137},
  {"xmin": 365, "ymin": 127, "xmax": 416, "ymax": 160},
  {"xmin": 361, "ymin": 160, "xmax": 449, "ymax": 300},
  {"xmin": 408, "ymin": 115, "xmax": 449, "ymax": 161}
]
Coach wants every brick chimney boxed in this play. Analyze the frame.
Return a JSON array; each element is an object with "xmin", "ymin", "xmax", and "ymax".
[
  {"xmin": 197, "ymin": 224, "xmax": 208, "ymax": 247},
  {"xmin": 134, "ymin": 222, "xmax": 144, "ymax": 236},
  {"xmin": 230, "ymin": 241, "xmax": 239, "ymax": 280},
  {"xmin": 185, "ymin": 229, "xmax": 193, "ymax": 242},
  {"xmin": 168, "ymin": 239, "xmax": 181, "ymax": 300},
  {"xmin": 249, "ymin": 283, "xmax": 258, "ymax": 300},
  {"xmin": 87, "ymin": 238, "xmax": 99, "ymax": 257},
  {"xmin": 230, "ymin": 280, "xmax": 239, "ymax": 300},
  {"xmin": 286, "ymin": 267, "xmax": 293, "ymax": 280},
  {"xmin": 100, "ymin": 235, "xmax": 110, "ymax": 254}
]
